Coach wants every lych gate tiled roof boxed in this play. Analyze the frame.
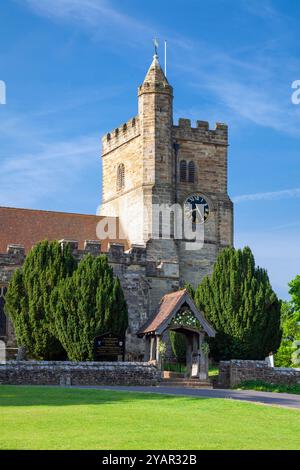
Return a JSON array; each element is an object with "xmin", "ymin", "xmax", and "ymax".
[
  {"xmin": 0, "ymin": 206, "xmax": 127, "ymax": 253},
  {"xmin": 138, "ymin": 289, "xmax": 216, "ymax": 338},
  {"xmin": 139, "ymin": 289, "xmax": 188, "ymax": 335}
]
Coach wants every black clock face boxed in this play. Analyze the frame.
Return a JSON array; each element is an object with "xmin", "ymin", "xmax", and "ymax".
[{"xmin": 184, "ymin": 194, "xmax": 210, "ymax": 224}]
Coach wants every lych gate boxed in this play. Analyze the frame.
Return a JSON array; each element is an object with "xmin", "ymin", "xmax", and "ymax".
[{"xmin": 138, "ymin": 289, "xmax": 216, "ymax": 380}]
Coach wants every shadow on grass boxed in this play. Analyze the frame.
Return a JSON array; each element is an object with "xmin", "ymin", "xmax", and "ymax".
[{"xmin": 0, "ymin": 385, "xmax": 203, "ymax": 408}]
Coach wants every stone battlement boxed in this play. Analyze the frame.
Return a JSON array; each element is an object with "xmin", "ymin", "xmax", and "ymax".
[
  {"xmin": 173, "ymin": 118, "xmax": 228, "ymax": 146},
  {"xmin": 0, "ymin": 240, "xmax": 146, "ymax": 266},
  {"xmin": 102, "ymin": 115, "xmax": 140, "ymax": 155},
  {"xmin": 0, "ymin": 244, "xmax": 25, "ymax": 266},
  {"xmin": 0, "ymin": 240, "xmax": 178, "ymax": 281}
]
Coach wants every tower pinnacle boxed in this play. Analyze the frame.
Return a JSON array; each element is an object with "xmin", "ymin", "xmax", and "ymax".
[{"xmin": 139, "ymin": 45, "xmax": 172, "ymax": 94}]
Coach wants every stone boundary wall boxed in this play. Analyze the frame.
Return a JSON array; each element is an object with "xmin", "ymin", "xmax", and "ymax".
[
  {"xmin": 218, "ymin": 360, "xmax": 300, "ymax": 388},
  {"xmin": 0, "ymin": 361, "xmax": 161, "ymax": 386}
]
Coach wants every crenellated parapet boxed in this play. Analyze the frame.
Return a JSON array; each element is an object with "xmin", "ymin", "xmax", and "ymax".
[
  {"xmin": 173, "ymin": 118, "xmax": 228, "ymax": 146},
  {"xmin": 0, "ymin": 244, "xmax": 25, "ymax": 267},
  {"xmin": 102, "ymin": 116, "xmax": 140, "ymax": 155},
  {"xmin": 0, "ymin": 245, "xmax": 26, "ymax": 284},
  {"xmin": 0, "ymin": 239, "xmax": 179, "ymax": 283}
]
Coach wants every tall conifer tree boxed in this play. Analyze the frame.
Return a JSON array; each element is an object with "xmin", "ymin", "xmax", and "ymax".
[
  {"xmin": 195, "ymin": 246, "xmax": 281, "ymax": 360},
  {"xmin": 5, "ymin": 240, "xmax": 76, "ymax": 359},
  {"xmin": 52, "ymin": 254, "xmax": 128, "ymax": 361}
]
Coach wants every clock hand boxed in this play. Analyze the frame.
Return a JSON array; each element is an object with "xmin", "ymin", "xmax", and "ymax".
[{"xmin": 196, "ymin": 205, "xmax": 204, "ymax": 221}]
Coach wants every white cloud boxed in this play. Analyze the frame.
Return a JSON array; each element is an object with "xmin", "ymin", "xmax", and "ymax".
[
  {"xmin": 22, "ymin": 0, "xmax": 300, "ymax": 137},
  {"xmin": 233, "ymin": 188, "xmax": 300, "ymax": 203},
  {"xmin": 241, "ymin": 0, "xmax": 282, "ymax": 21},
  {"xmin": 23, "ymin": 0, "xmax": 154, "ymax": 47},
  {"xmin": 0, "ymin": 133, "xmax": 99, "ymax": 208},
  {"xmin": 180, "ymin": 46, "xmax": 300, "ymax": 137},
  {"xmin": 0, "ymin": 84, "xmax": 122, "ymax": 209}
]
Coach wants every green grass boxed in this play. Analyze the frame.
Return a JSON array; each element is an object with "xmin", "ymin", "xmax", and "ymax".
[
  {"xmin": 209, "ymin": 365, "xmax": 219, "ymax": 377},
  {"xmin": 163, "ymin": 362, "xmax": 186, "ymax": 373},
  {"xmin": 236, "ymin": 380, "xmax": 300, "ymax": 395},
  {"xmin": 0, "ymin": 386, "xmax": 300, "ymax": 450}
]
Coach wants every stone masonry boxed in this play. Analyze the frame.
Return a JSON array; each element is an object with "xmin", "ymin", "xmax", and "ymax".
[
  {"xmin": 0, "ymin": 361, "xmax": 160, "ymax": 386},
  {"xmin": 100, "ymin": 53, "xmax": 233, "ymax": 290},
  {"xmin": 218, "ymin": 360, "xmax": 300, "ymax": 388}
]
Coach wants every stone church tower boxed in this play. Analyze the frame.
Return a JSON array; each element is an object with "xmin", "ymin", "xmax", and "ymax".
[
  {"xmin": 100, "ymin": 51, "xmax": 233, "ymax": 292},
  {"xmin": 0, "ymin": 51, "xmax": 233, "ymax": 360}
]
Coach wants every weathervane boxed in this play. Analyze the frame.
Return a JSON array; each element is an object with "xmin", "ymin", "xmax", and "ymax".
[{"xmin": 153, "ymin": 38, "xmax": 159, "ymax": 56}]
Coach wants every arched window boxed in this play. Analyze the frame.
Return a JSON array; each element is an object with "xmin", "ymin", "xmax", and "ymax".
[
  {"xmin": 0, "ymin": 287, "xmax": 7, "ymax": 337},
  {"xmin": 188, "ymin": 161, "xmax": 195, "ymax": 183},
  {"xmin": 180, "ymin": 160, "xmax": 187, "ymax": 182},
  {"xmin": 117, "ymin": 163, "xmax": 125, "ymax": 191}
]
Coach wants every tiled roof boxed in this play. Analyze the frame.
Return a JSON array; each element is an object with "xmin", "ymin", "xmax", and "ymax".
[
  {"xmin": 139, "ymin": 289, "xmax": 188, "ymax": 335},
  {"xmin": 0, "ymin": 206, "xmax": 126, "ymax": 253}
]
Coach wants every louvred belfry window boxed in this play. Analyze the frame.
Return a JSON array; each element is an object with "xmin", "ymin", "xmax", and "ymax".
[
  {"xmin": 180, "ymin": 160, "xmax": 187, "ymax": 182},
  {"xmin": 188, "ymin": 161, "xmax": 195, "ymax": 183}
]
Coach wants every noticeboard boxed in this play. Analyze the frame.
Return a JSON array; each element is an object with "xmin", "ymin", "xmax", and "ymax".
[{"xmin": 94, "ymin": 333, "xmax": 125, "ymax": 361}]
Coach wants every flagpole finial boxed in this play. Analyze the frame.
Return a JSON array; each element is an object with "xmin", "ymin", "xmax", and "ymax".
[{"xmin": 153, "ymin": 38, "xmax": 159, "ymax": 58}]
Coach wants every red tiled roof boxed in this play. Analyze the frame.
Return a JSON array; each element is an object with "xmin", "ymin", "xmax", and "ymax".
[
  {"xmin": 139, "ymin": 288, "xmax": 216, "ymax": 338},
  {"xmin": 139, "ymin": 289, "xmax": 188, "ymax": 335},
  {"xmin": 0, "ymin": 206, "xmax": 126, "ymax": 253}
]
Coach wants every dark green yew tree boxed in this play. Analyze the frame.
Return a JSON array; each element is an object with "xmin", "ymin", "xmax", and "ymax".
[
  {"xmin": 195, "ymin": 246, "xmax": 282, "ymax": 360},
  {"xmin": 5, "ymin": 240, "xmax": 76, "ymax": 359},
  {"xmin": 52, "ymin": 254, "xmax": 128, "ymax": 361}
]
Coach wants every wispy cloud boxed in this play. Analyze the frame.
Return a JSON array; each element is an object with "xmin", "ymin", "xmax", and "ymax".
[
  {"xmin": 241, "ymin": 0, "xmax": 283, "ymax": 21},
  {"xmin": 0, "ymin": 132, "xmax": 99, "ymax": 208},
  {"xmin": 22, "ymin": 0, "xmax": 300, "ymax": 137},
  {"xmin": 179, "ymin": 43, "xmax": 300, "ymax": 137},
  {"xmin": 0, "ymin": 81, "xmax": 122, "ymax": 210},
  {"xmin": 23, "ymin": 0, "xmax": 154, "ymax": 47},
  {"xmin": 233, "ymin": 188, "xmax": 300, "ymax": 203}
]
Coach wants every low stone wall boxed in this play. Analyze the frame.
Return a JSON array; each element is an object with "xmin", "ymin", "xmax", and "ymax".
[
  {"xmin": 0, "ymin": 361, "xmax": 160, "ymax": 386},
  {"xmin": 218, "ymin": 360, "xmax": 300, "ymax": 388}
]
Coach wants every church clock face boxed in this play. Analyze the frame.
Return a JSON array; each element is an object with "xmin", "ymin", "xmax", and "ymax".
[{"xmin": 184, "ymin": 194, "xmax": 210, "ymax": 224}]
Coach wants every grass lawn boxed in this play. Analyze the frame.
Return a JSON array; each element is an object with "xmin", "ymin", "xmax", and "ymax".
[
  {"xmin": 236, "ymin": 380, "xmax": 300, "ymax": 395},
  {"xmin": 209, "ymin": 365, "xmax": 219, "ymax": 377},
  {"xmin": 0, "ymin": 385, "xmax": 300, "ymax": 450}
]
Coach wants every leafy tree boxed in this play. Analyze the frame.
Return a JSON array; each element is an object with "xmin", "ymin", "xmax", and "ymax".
[
  {"xmin": 275, "ymin": 295, "xmax": 300, "ymax": 367},
  {"xmin": 52, "ymin": 254, "xmax": 128, "ymax": 361},
  {"xmin": 289, "ymin": 275, "xmax": 300, "ymax": 312},
  {"xmin": 5, "ymin": 240, "xmax": 76, "ymax": 359},
  {"xmin": 194, "ymin": 246, "xmax": 282, "ymax": 361}
]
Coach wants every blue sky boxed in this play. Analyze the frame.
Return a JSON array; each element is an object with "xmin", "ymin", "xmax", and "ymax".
[{"xmin": 0, "ymin": 0, "xmax": 300, "ymax": 299}]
